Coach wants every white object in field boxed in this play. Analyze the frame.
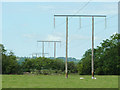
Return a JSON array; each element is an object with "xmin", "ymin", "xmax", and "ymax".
[
  {"xmin": 80, "ymin": 77, "xmax": 84, "ymax": 79},
  {"xmin": 92, "ymin": 77, "xmax": 96, "ymax": 79}
]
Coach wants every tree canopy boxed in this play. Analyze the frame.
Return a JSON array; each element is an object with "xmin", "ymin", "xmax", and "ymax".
[
  {"xmin": 1, "ymin": 33, "xmax": 120, "ymax": 75},
  {"xmin": 77, "ymin": 33, "xmax": 120, "ymax": 75}
]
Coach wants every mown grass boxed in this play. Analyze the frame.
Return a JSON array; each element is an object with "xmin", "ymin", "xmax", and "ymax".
[{"xmin": 2, "ymin": 74, "xmax": 118, "ymax": 88}]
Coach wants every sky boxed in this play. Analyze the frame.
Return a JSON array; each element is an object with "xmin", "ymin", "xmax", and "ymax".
[{"xmin": 1, "ymin": 2, "xmax": 118, "ymax": 59}]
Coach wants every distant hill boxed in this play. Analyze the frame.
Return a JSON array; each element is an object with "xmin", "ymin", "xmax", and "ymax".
[
  {"xmin": 17, "ymin": 57, "xmax": 80, "ymax": 64},
  {"xmin": 48, "ymin": 57, "xmax": 80, "ymax": 63},
  {"xmin": 16, "ymin": 57, "xmax": 28, "ymax": 64},
  {"xmin": 57, "ymin": 57, "xmax": 80, "ymax": 61}
]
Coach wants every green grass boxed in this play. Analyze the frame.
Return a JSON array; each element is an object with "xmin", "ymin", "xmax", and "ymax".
[{"xmin": 2, "ymin": 74, "xmax": 118, "ymax": 88}]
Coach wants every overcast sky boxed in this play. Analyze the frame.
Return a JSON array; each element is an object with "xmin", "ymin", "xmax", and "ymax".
[{"xmin": 1, "ymin": 2, "xmax": 118, "ymax": 59}]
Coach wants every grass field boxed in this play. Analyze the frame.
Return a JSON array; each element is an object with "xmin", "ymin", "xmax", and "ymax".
[{"xmin": 2, "ymin": 74, "xmax": 118, "ymax": 88}]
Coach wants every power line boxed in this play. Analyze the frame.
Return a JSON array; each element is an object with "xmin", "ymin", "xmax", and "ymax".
[
  {"xmin": 74, "ymin": 0, "xmax": 92, "ymax": 15},
  {"xmin": 54, "ymin": 1, "xmax": 91, "ymax": 28}
]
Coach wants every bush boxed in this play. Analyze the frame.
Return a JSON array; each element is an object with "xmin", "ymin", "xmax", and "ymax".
[
  {"xmin": 39, "ymin": 69, "xmax": 64, "ymax": 75},
  {"xmin": 40, "ymin": 69, "xmax": 51, "ymax": 75},
  {"xmin": 57, "ymin": 70, "xmax": 62, "ymax": 74},
  {"xmin": 30, "ymin": 69, "xmax": 40, "ymax": 75}
]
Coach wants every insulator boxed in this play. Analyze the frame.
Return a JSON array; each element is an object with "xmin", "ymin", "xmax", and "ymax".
[
  {"xmin": 105, "ymin": 17, "xmax": 107, "ymax": 29},
  {"xmin": 79, "ymin": 17, "xmax": 81, "ymax": 29},
  {"xmin": 54, "ymin": 16, "xmax": 55, "ymax": 28}
]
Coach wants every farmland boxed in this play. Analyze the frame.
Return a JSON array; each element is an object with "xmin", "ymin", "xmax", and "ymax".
[{"xmin": 2, "ymin": 75, "xmax": 118, "ymax": 88}]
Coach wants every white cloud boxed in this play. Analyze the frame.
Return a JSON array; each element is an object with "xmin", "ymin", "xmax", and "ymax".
[
  {"xmin": 46, "ymin": 35, "xmax": 62, "ymax": 41},
  {"xmin": 45, "ymin": 32, "xmax": 65, "ymax": 41}
]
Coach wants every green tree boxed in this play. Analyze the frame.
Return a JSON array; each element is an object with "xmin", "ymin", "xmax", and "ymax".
[
  {"xmin": 77, "ymin": 33, "xmax": 120, "ymax": 75},
  {"xmin": 1, "ymin": 44, "xmax": 22, "ymax": 74}
]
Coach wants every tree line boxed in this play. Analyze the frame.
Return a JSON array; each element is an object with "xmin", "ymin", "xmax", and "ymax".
[
  {"xmin": 77, "ymin": 33, "xmax": 120, "ymax": 75},
  {"xmin": 1, "ymin": 33, "xmax": 120, "ymax": 75}
]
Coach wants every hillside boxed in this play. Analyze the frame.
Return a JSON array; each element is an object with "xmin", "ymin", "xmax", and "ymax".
[{"xmin": 17, "ymin": 57, "xmax": 80, "ymax": 64}]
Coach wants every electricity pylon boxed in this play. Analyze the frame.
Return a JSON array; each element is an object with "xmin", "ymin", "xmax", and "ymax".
[
  {"xmin": 54, "ymin": 14, "xmax": 106, "ymax": 78},
  {"xmin": 37, "ymin": 40, "xmax": 61, "ymax": 58}
]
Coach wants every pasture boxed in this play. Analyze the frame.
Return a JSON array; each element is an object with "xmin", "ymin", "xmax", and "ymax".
[{"xmin": 2, "ymin": 74, "xmax": 118, "ymax": 88}]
